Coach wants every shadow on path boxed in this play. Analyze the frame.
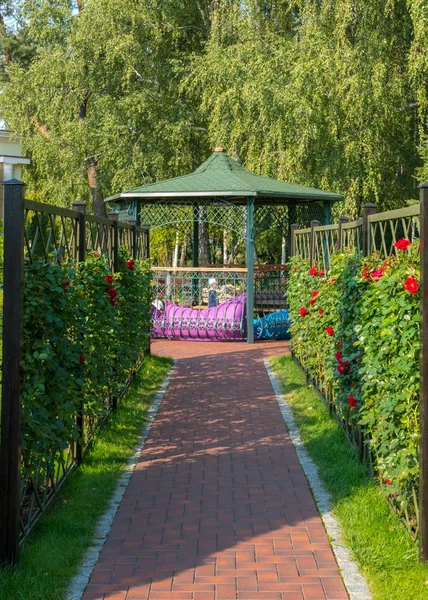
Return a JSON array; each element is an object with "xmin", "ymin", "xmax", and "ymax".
[{"xmin": 82, "ymin": 340, "xmax": 348, "ymax": 600}]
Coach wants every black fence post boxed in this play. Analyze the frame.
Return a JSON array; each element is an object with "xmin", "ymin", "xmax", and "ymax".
[
  {"xmin": 420, "ymin": 183, "xmax": 428, "ymax": 562},
  {"xmin": 0, "ymin": 180, "xmax": 25, "ymax": 564},
  {"xmin": 290, "ymin": 223, "xmax": 298, "ymax": 258},
  {"xmin": 72, "ymin": 201, "xmax": 86, "ymax": 263},
  {"xmin": 337, "ymin": 216, "xmax": 350, "ymax": 250},
  {"xmin": 143, "ymin": 225, "xmax": 150, "ymax": 260},
  {"xmin": 108, "ymin": 211, "xmax": 119, "ymax": 273},
  {"xmin": 108, "ymin": 210, "xmax": 119, "ymax": 409},
  {"xmin": 128, "ymin": 218, "xmax": 137, "ymax": 260},
  {"xmin": 309, "ymin": 220, "xmax": 320, "ymax": 267},
  {"xmin": 362, "ymin": 203, "xmax": 377, "ymax": 257},
  {"xmin": 72, "ymin": 201, "xmax": 86, "ymax": 465}
]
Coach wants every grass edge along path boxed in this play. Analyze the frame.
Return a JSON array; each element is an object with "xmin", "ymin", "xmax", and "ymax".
[
  {"xmin": 0, "ymin": 354, "xmax": 173, "ymax": 600},
  {"xmin": 269, "ymin": 354, "xmax": 428, "ymax": 600}
]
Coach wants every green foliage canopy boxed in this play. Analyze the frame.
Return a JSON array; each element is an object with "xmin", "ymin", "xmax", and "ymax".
[{"xmin": 2, "ymin": 0, "xmax": 428, "ymax": 217}]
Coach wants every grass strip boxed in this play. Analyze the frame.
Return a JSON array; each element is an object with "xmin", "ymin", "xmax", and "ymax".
[
  {"xmin": 0, "ymin": 354, "xmax": 173, "ymax": 600},
  {"xmin": 270, "ymin": 354, "xmax": 428, "ymax": 600}
]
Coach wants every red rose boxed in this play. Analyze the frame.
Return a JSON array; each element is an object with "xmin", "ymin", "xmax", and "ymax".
[
  {"xmin": 312, "ymin": 290, "xmax": 319, "ymax": 298},
  {"xmin": 337, "ymin": 340, "xmax": 343, "ymax": 348},
  {"xmin": 105, "ymin": 275, "xmax": 114, "ymax": 284},
  {"xmin": 309, "ymin": 268, "xmax": 317, "ymax": 276},
  {"xmin": 404, "ymin": 277, "xmax": 418, "ymax": 294},
  {"xmin": 347, "ymin": 395, "xmax": 357, "ymax": 407},
  {"xmin": 294, "ymin": 267, "xmax": 298, "ymax": 272},
  {"xmin": 331, "ymin": 278, "xmax": 336, "ymax": 284},
  {"xmin": 299, "ymin": 307, "xmax": 309, "ymax": 317},
  {"xmin": 385, "ymin": 479, "xmax": 392, "ymax": 485},
  {"xmin": 394, "ymin": 239, "xmax": 411, "ymax": 251},
  {"xmin": 319, "ymin": 271, "xmax": 325, "ymax": 277},
  {"xmin": 337, "ymin": 362, "xmax": 351, "ymax": 374},
  {"xmin": 63, "ymin": 281, "xmax": 70, "ymax": 293},
  {"xmin": 108, "ymin": 288, "xmax": 118, "ymax": 299},
  {"xmin": 362, "ymin": 265, "xmax": 370, "ymax": 280},
  {"xmin": 90, "ymin": 253, "xmax": 99, "ymax": 258},
  {"xmin": 309, "ymin": 299, "xmax": 316, "ymax": 306},
  {"xmin": 126, "ymin": 259, "xmax": 135, "ymax": 270},
  {"xmin": 110, "ymin": 299, "xmax": 116, "ymax": 307},
  {"xmin": 326, "ymin": 326, "xmax": 334, "ymax": 336},
  {"xmin": 79, "ymin": 354, "xmax": 85, "ymax": 363},
  {"xmin": 335, "ymin": 351, "xmax": 343, "ymax": 362},
  {"xmin": 372, "ymin": 268, "xmax": 384, "ymax": 281},
  {"xmin": 318, "ymin": 308, "xmax": 323, "ymax": 314}
]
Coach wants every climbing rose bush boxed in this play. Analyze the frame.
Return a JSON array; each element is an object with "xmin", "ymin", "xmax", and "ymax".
[
  {"xmin": 288, "ymin": 241, "xmax": 420, "ymax": 523},
  {"xmin": 22, "ymin": 250, "xmax": 151, "ymax": 477}
]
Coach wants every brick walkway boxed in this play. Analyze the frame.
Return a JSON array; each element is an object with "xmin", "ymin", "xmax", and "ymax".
[{"xmin": 82, "ymin": 340, "xmax": 348, "ymax": 600}]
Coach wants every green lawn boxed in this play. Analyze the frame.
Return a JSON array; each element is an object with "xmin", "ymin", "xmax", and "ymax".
[
  {"xmin": 0, "ymin": 354, "xmax": 173, "ymax": 600},
  {"xmin": 270, "ymin": 355, "xmax": 428, "ymax": 600}
]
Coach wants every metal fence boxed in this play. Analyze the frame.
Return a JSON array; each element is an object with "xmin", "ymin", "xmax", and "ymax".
[
  {"xmin": 24, "ymin": 199, "xmax": 148, "ymax": 268},
  {"xmin": 0, "ymin": 182, "xmax": 149, "ymax": 563},
  {"xmin": 290, "ymin": 196, "xmax": 428, "ymax": 559},
  {"xmin": 291, "ymin": 202, "xmax": 420, "ymax": 268}
]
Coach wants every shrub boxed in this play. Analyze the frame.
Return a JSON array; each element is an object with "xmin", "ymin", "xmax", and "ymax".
[
  {"xmin": 22, "ymin": 252, "xmax": 151, "ymax": 479},
  {"xmin": 288, "ymin": 241, "xmax": 420, "ymax": 529}
]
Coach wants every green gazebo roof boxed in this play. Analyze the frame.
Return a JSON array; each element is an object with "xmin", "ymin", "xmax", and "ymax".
[{"xmin": 106, "ymin": 148, "xmax": 343, "ymax": 204}]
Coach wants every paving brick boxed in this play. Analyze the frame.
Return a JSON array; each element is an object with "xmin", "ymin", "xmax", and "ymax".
[{"xmin": 81, "ymin": 340, "xmax": 348, "ymax": 600}]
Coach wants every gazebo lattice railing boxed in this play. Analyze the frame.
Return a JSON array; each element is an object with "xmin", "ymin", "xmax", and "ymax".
[{"xmin": 106, "ymin": 148, "xmax": 343, "ymax": 342}]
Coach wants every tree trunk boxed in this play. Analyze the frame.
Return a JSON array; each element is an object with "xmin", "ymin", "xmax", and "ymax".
[
  {"xmin": 86, "ymin": 157, "xmax": 105, "ymax": 217},
  {"xmin": 198, "ymin": 205, "xmax": 210, "ymax": 264},
  {"xmin": 223, "ymin": 229, "xmax": 228, "ymax": 264},
  {"xmin": 281, "ymin": 225, "xmax": 287, "ymax": 264},
  {"xmin": 173, "ymin": 231, "xmax": 179, "ymax": 267},
  {"xmin": 180, "ymin": 235, "xmax": 187, "ymax": 266}
]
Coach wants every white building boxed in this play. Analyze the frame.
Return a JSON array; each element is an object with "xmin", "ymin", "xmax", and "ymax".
[{"xmin": 0, "ymin": 130, "xmax": 30, "ymax": 215}]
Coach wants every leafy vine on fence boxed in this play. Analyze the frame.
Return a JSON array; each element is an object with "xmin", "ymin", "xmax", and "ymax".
[
  {"xmin": 288, "ymin": 242, "xmax": 420, "ymax": 532},
  {"xmin": 22, "ymin": 250, "xmax": 151, "ymax": 479}
]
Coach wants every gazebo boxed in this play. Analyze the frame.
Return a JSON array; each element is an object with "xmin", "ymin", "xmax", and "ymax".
[{"xmin": 106, "ymin": 148, "xmax": 343, "ymax": 343}]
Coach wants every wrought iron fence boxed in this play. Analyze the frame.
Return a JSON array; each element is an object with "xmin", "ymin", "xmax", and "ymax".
[
  {"xmin": 291, "ymin": 203, "xmax": 421, "ymax": 264},
  {"xmin": 23, "ymin": 199, "xmax": 149, "ymax": 268},
  {"xmin": 290, "ymin": 200, "xmax": 426, "ymax": 543},
  {"xmin": 293, "ymin": 227, "xmax": 310, "ymax": 260},
  {"xmin": 313, "ymin": 224, "xmax": 339, "ymax": 272},
  {"xmin": 0, "ymin": 184, "xmax": 150, "ymax": 563},
  {"xmin": 368, "ymin": 204, "xmax": 420, "ymax": 258},
  {"xmin": 341, "ymin": 217, "xmax": 363, "ymax": 253}
]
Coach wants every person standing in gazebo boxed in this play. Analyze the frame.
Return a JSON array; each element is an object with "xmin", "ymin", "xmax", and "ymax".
[{"xmin": 208, "ymin": 278, "xmax": 218, "ymax": 308}]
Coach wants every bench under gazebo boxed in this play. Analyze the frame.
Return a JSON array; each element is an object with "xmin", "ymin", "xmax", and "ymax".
[{"xmin": 106, "ymin": 148, "xmax": 343, "ymax": 343}]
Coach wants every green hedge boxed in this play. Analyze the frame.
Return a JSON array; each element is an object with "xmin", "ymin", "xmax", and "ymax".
[
  {"xmin": 22, "ymin": 249, "xmax": 151, "ymax": 480},
  {"xmin": 288, "ymin": 242, "xmax": 420, "ymax": 531}
]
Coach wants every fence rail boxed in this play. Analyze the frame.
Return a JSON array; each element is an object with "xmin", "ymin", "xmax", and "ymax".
[
  {"xmin": 291, "ymin": 203, "xmax": 421, "ymax": 263},
  {"xmin": 0, "ymin": 183, "xmax": 150, "ymax": 563}
]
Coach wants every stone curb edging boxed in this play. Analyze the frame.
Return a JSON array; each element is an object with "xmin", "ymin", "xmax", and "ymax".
[
  {"xmin": 264, "ymin": 359, "xmax": 372, "ymax": 600},
  {"xmin": 66, "ymin": 361, "xmax": 177, "ymax": 600}
]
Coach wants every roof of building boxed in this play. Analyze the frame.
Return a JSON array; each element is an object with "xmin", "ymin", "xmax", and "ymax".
[{"xmin": 105, "ymin": 148, "xmax": 344, "ymax": 204}]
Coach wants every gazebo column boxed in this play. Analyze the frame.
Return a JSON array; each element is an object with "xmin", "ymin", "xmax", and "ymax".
[
  {"xmin": 287, "ymin": 202, "xmax": 296, "ymax": 262},
  {"xmin": 192, "ymin": 201, "xmax": 199, "ymax": 267},
  {"xmin": 192, "ymin": 202, "xmax": 199, "ymax": 303},
  {"xmin": 323, "ymin": 201, "xmax": 331, "ymax": 225},
  {"xmin": 246, "ymin": 197, "xmax": 255, "ymax": 344}
]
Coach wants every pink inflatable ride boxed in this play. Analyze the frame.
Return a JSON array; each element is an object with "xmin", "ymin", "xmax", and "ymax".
[{"xmin": 151, "ymin": 293, "xmax": 247, "ymax": 341}]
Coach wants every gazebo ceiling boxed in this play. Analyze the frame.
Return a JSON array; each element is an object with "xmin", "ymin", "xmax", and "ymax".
[{"xmin": 105, "ymin": 148, "xmax": 344, "ymax": 205}]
